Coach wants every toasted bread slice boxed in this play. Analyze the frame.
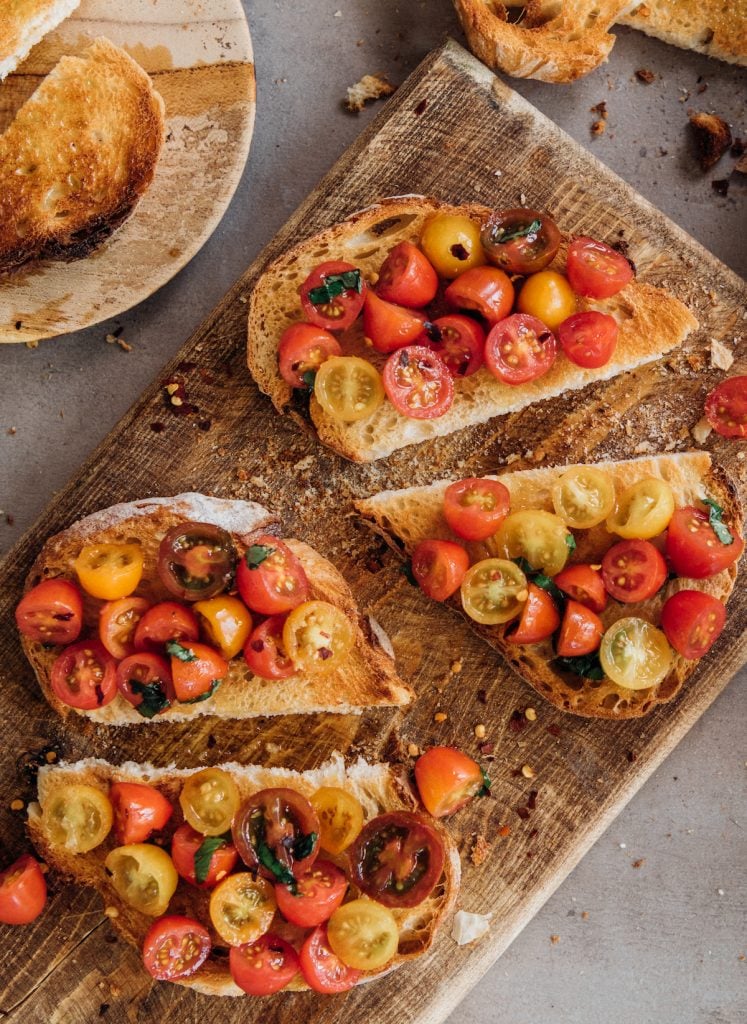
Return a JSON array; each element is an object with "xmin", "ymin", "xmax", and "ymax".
[
  {"xmin": 0, "ymin": 0, "xmax": 81, "ymax": 80},
  {"xmin": 620, "ymin": 2, "xmax": 747, "ymax": 67},
  {"xmin": 27, "ymin": 753, "xmax": 460, "ymax": 995},
  {"xmin": 0, "ymin": 37, "xmax": 165, "ymax": 274},
  {"xmin": 356, "ymin": 453, "xmax": 743, "ymax": 718},
  {"xmin": 20, "ymin": 494, "xmax": 412, "ymax": 722},
  {"xmin": 247, "ymin": 196, "xmax": 698, "ymax": 464}
]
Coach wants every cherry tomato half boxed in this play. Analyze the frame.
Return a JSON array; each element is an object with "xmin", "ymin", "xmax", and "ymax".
[
  {"xmin": 275, "ymin": 859, "xmax": 347, "ymax": 928},
  {"xmin": 105, "ymin": 844, "xmax": 178, "ymax": 916},
  {"xmin": 414, "ymin": 746, "xmax": 485, "ymax": 817},
  {"xmin": 327, "ymin": 898, "xmax": 399, "ymax": 971},
  {"xmin": 601, "ymin": 539, "xmax": 667, "ymax": 603},
  {"xmin": 170, "ymin": 641, "xmax": 228, "ymax": 703},
  {"xmin": 15, "ymin": 579, "xmax": 83, "ymax": 645},
  {"xmin": 377, "ymin": 240, "xmax": 439, "ymax": 308},
  {"xmin": 704, "ymin": 376, "xmax": 747, "ymax": 438},
  {"xmin": 299, "ymin": 924, "xmax": 361, "ymax": 993},
  {"xmin": 600, "ymin": 617, "xmax": 673, "ymax": 690},
  {"xmin": 232, "ymin": 788, "xmax": 320, "ymax": 882},
  {"xmin": 314, "ymin": 356, "xmax": 385, "ymax": 422},
  {"xmin": 558, "ymin": 310, "xmax": 618, "ymax": 369},
  {"xmin": 310, "ymin": 787, "xmax": 364, "ymax": 855},
  {"xmin": 443, "ymin": 477, "xmax": 511, "ymax": 541},
  {"xmin": 411, "ymin": 539, "xmax": 469, "ymax": 602},
  {"xmin": 424, "ymin": 314, "xmax": 485, "ymax": 378},
  {"xmin": 566, "ymin": 237, "xmax": 634, "ymax": 299},
  {"xmin": 133, "ymin": 601, "xmax": 199, "ymax": 652},
  {"xmin": 516, "ymin": 270, "xmax": 576, "ymax": 331},
  {"xmin": 99, "ymin": 596, "xmax": 150, "ymax": 660},
  {"xmin": 236, "ymin": 536, "xmax": 310, "ymax": 616},
  {"xmin": 0, "ymin": 854, "xmax": 47, "ymax": 925},
  {"xmin": 157, "ymin": 522, "xmax": 236, "ymax": 602},
  {"xmin": 194, "ymin": 595, "xmax": 252, "ymax": 660},
  {"xmin": 420, "ymin": 214, "xmax": 486, "ymax": 279},
  {"xmin": 116, "ymin": 653, "xmax": 175, "ymax": 718},
  {"xmin": 110, "ymin": 782, "xmax": 173, "ymax": 845},
  {"xmin": 660, "ymin": 590, "xmax": 726, "ymax": 660},
  {"xmin": 556, "ymin": 600, "xmax": 603, "ymax": 657},
  {"xmin": 171, "ymin": 822, "xmax": 239, "ymax": 888},
  {"xmin": 481, "ymin": 208, "xmax": 561, "ymax": 275},
  {"xmin": 382, "ymin": 345, "xmax": 454, "ymax": 419},
  {"xmin": 554, "ymin": 564, "xmax": 607, "ymax": 613},
  {"xmin": 142, "ymin": 915, "xmax": 211, "ymax": 981},
  {"xmin": 51, "ymin": 640, "xmax": 117, "ymax": 710},
  {"xmin": 230, "ymin": 934, "xmax": 300, "ymax": 996},
  {"xmin": 43, "ymin": 784, "xmax": 113, "ymax": 852},
  {"xmin": 445, "ymin": 266, "xmax": 514, "ymax": 324},
  {"xmin": 349, "ymin": 811, "xmax": 445, "ymax": 908},
  {"xmin": 278, "ymin": 323, "xmax": 342, "ymax": 389},
  {"xmin": 508, "ymin": 583, "xmax": 561, "ymax": 644},
  {"xmin": 282, "ymin": 600, "xmax": 354, "ymax": 675},
  {"xmin": 243, "ymin": 615, "xmax": 296, "ymax": 679},
  {"xmin": 210, "ymin": 873, "xmax": 276, "ymax": 946},
  {"xmin": 485, "ymin": 313, "xmax": 557, "ymax": 385},
  {"xmin": 300, "ymin": 260, "xmax": 366, "ymax": 331},
  {"xmin": 181, "ymin": 768, "xmax": 240, "ymax": 837},
  {"xmin": 363, "ymin": 291, "xmax": 427, "ymax": 354},
  {"xmin": 666, "ymin": 507, "xmax": 744, "ymax": 579},
  {"xmin": 74, "ymin": 543, "xmax": 143, "ymax": 600}
]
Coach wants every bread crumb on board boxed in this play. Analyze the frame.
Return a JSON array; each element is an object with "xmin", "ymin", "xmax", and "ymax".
[
  {"xmin": 345, "ymin": 74, "xmax": 395, "ymax": 113},
  {"xmin": 710, "ymin": 337, "xmax": 734, "ymax": 371},
  {"xmin": 688, "ymin": 111, "xmax": 732, "ymax": 171},
  {"xmin": 451, "ymin": 910, "xmax": 492, "ymax": 946},
  {"xmin": 470, "ymin": 834, "xmax": 492, "ymax": 867},
  {"xmin": 692, "ymin": 416, "xmax": 713, "ymax": 445}
]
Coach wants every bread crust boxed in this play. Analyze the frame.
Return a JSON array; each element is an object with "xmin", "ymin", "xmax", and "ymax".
[
  {"xmin": 21, "ymin": 494, "xmax": 413, "ymax": 722},
  {"xmin": 0, "ymin": 0, "xmax": 81, "ymax": 80},
  {"xmin": 27, "ymin": 754, "xmax": 460, "ymax": 995},
  {"xmin": 355, "ymin": 453, "xmax": 743, "ymax": 718},
  {"xmin": 620, "ymin": 1, "xmax": 747, "ymax": 67}
]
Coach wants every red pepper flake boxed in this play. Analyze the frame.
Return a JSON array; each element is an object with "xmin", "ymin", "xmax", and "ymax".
[
  {"xmin": 450, "ymin": 243, "xmax": 469, "ymax": 261},
  {"xmin": 476, "ymin": 688, "xmax": 488, "ymax": 705},
  {"xmin": 547, "ymin": 723, "xmax": 562, "ymax": 737},
  {"xmin": 414, "ymin": 99, "xmax": 427, "ymax": 116},
  {"xmin": 516, "ymin": 806, "xmax": 530, "ymax": 821},
  {"xmin": 498, "ymin": 824, "xmax": 511, "ymax": 837},
  {"xmin": 635, "ymin": 68, "xmax": 655, "ymax": 84},
  {"xmin": 162, "ymin": 377, "xmax": 197, "ymax": 416},
  {"xmin": 150, "ymin": 422, "xmax": 166, "ymax": 433},
  {"xmin": 631, "ymin": 858, "xmax": 646, "ymax": 869},
  {"xmin": 527, "ymin": 790, "xmax": 538, "ymax": 810},
  {"xmin": 197, "ymin": 419, "xmax": 212, "ymax": 432},
  {"xmin": 5, "ymin": 513, "xmax": 14, "ymax": 525},
  {"xmin": 177, "ymin": 361, "xmax": 197, "ymax": 373},
  {"xmin": 528, "ymin": 828, "xmax": 538, "ymax": 841},
  {"xmin": 479, "ymin": 741, "xmax": 495, "ymax": 755},
  {"xmin": 626, "ymin": 750, "xmax": 637, "ymax": 763},
  {"xmin": 508, "ymin": 709, "xmax": 527, "ymax": 734}
]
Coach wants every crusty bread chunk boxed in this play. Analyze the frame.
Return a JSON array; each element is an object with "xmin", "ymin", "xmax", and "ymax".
[
  {"xmin": 0, "ymin": 37, "xmax": 165, "ymax": 274},
  {"xmin": 356, "ymin": 453, "xmax": 742, "ymax": 719},
  {"xmin": 620, "ymin": 1, "xmax": 747, "ymax": 68},
  {"xmin": 0, "ymin": 0, "xmax": 81, "ymax": 80}
]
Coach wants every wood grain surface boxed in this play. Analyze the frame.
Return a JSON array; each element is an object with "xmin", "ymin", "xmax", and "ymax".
[
  {"xmin": 0, "ymin": 0, "xmax": 255, "ymax": 344},
  {"xmin": 0, "ymin": 39, "xmax": 745, "ymax": 1024}
]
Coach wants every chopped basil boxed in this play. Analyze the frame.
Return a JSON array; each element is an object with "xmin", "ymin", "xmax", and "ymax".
[
  {"xmin": 181, "ymin": 678, "xmax": 222, "ymax": 704},
  {"xmin": 301, "ymin": 369, "xmax": 317, "ymax": 389},
  {"xmin": 307, "ymin": 269, "xmax": 363, "ymax": 306},
  {"xmin": 245, "ymin": 543, "xmax": 275, "ymax": 569},
  {"xmin": 401, "ymin": 561, "xmax": 418, "ymax": 587},
  {"xmin": 703, "ymin": 498, "xmax": 734, "ymax": 545},
  {"xmin": 293, "ymin": 830, "xmax": 318, "ymax": 861},
  {"xmin": 130, "ymin": 680, "xmax": 170, "ymax": 719},
  {"xmin": 478, "ymin": 767, "xmax": 492, "ymax": 797},
  {"xmin": 257, "ymin": 839, "xmax": 296, "ymax": 890},
  {"xmin": 565, "ymin": 533, "xmax": 577, "ymax": 555},
  {"xmin": 194, "ymin": 833, "xmax": 231, "ymax": 884},
  {"xmin": 512, "ymin": 557, "xmax": 565, "ymax": 608},
  {"xmin": 555, "ymin": 651, "xmax": 604, "ymax": 680},
  {"xmin": 166, "ymin": 640, "xmax": 197, "ymax": 662},
  {"xmin": 491, "ymin": 219, "xmax": 542, "ymax": 245}
]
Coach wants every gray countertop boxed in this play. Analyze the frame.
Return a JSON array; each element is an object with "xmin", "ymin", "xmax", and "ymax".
[{"xmin": 1, "ymin": 2, "xmax": 745, "ymax": 1021}]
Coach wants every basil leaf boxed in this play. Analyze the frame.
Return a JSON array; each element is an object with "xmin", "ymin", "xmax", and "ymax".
[
  {"xmin": 703, "ymin": 497, "xmax": 734, "ymax": 545},
  {"xmin": 512, "ymin": 558, "xmax": 565, "ymax": 608},
  {"xmin": 194, "ymin": 833, "xmax": 230, "ymax": 884},
  {"xmin": 258, "ymin": 840, "xmax": 296, "ymax": 890},
  {"xmin": 478, "ymin": 767, "xmax": 492, "ymax": 797},
  {"xmin": 565, "ymin": 533, "xmax": 577, "ymax": 555},
  {"xmin": 491, "ymin": 219, "xmax": 542, "ymax": 245},
  {"xmin": 181, "ymin": 678, "xmax": 222, "ymax": 705},
  {"xmin": 130, "ymin": 680, "xmax": 170, "ymax": 719},
  {"xmin": 166, "ymin": 640, "xmax": 197, "ymax": 662},
  {"xmin": 307, "ymin": 269, "xmax": 363, "ymax": 306},
  {"xmin": 245, "ymin": 543, "xmax": 275, "ymax": 569},
  {"xmin": 401, "ymin": 561, "xmax": 418, "ymax": 587},
  {"xmin": 555, "ymin": 652, "xmax": 604, "ymax": 680},
  {"xmin": 301, "ymin": 370, "xmax": 316, "ymax": 389},
  {"xmin": 293, "ymin": 831, "xmax": 318, "ymax": 861}
]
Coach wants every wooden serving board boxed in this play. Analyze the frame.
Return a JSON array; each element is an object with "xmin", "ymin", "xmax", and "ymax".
[
  {"xmin": 0, "ymin": 0, "xmax": 255, "ymax": 344},
  {"xmin": 0, "ymin": 39, "xmax": 745, "ymax": 1024}
]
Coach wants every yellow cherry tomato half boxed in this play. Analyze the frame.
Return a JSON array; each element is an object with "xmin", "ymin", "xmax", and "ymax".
[
  {"xmin": 282, "ymin": 600, "xmax": 355, "ymax": 676},
  {"xmin": 194, "ymin": 595, "xmax": 253, "ymax": 659},
  {"xmin": 551, "ymin": 466, "xmax": 616, "ymax": 529},
  {"xmin": 209, "ymin": 873, "xmax": 277, "ymax": 946},
  {"xmin": 517, "ymin": 270, "xmax": 576, "ymax": 330},
  {"xmin": 179, "ymin": 768, "xmax": 240, "ymax": 837},
  {"xmin": 74, "ymin": 543, "xmax": 144, "ymax": 600},
  {"xmin": 420, "ymin": 214, "xmax": 486, "ymax": 279},
  {"xmin": 461, "ymin": 558, "xmax": 528, "ymax": 625},
  {"xmin": 314, "ymin": 356, "xmax": 385, "ymax": 422},
  {"xmin": 491, "ymin": 509, "xmax": 571, "ymax": 577},
  {"xmin": 600, "ymin": 617, "xmax": 673, "ymax": 690},
  {"xmin": 327, "ymin": 898, "xmax": 399, "ymax": 971},
  {"xmin": 43, "ymin": 784, "xmax": 113, "ymax": 853},
  {"xmin": 606, "ymin": 477, "xmax": 675, "ymax": 540},
  {"xmin": 310, "ymin": 786, "xmax": 365, "ymax": 855},
  {"xmin": 105, "ymin": 843, "xmax": 178, "ymax": 916}
]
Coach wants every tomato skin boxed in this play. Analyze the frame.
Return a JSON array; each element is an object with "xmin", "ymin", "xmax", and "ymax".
[
  {"xmin": 134, "ymin": 602, "xmax": 199, "ymax": 652},
  {"xmin": 481, "ymin": 208, "xmax": 562, "ymax": 274},
  {"xmin": 236, "ymin": 536, "xmax": 310, "ymax": 616},
  {"xmin": 310, "ymin": 788, "xmax": 364, "ymax": 855},
  {"xmin": 444, "ymin": 266, "xmax": 514, "ymax": 324},
  {"xmin": 282, "ymin": 600, "xmax": 354, "ymax": 676},
  {"xmin": 556, "ymin": 600, "xmax": 603, "ymax": 657},
  {"xmin": 232, "ymin": 788, "xmax": 320, "ymax": 882},
  {"xmin": 15, "ymin": 579, "xmax": 83, "ymax": 645},
  {"xmin": 443, "ymin": 477, "xmax": 511, "ymax": 541},
  {"xmin": 300, "ymin": 260, "xmax": 366, "ymax": 331},
  {"xmin": 414, "ymin": 747, "xmax": 484, "ymax": 817},
  {"xmin": 50, "ymin": 640, "xmax": 117, "ymax": 710},
  {"xmin": 566, "ymin": 237, "xmax": 634, "ymax": 299},
  {"xmin": 194, "ymin": 595, "xmax": 252, "ymax": 660},
  {"xmin": 157, "ymin": 523, "xmax": 235, "ymax": 602},
  {"xmin": 411, "ymin": 539, "xmax": 469, "ymax": 602},
  {"xmin": 660, "ymin": 590, "xmax": 726, "ymax": 660},
  {"xmin": 557, "ymin": 310, "xmax": 618, "ymax": 368},
  {"xmin": 420, "ymin": 214, "xmax": 486, "ymax": 279},
  {"xmin": 508, "ymin": 583, "xmax": 561, "ymax": 644},
  {"xmin": 116, "ymin": 653, "xmax": 175, "ymax": 717},
  {"xmin": 278, "ymin": 323, "xmax": 342, "ymax": 388},
  {"xmin": 377, "ymin": 241, "xmax": 439, "ymax": 308},
  {"xmin": 275, "ymin": 859, "xmax": 347, "ymax": 928},
  {"xmin": 170, "ymin": 642, "xmax": 228, "ymax": 702},
  {"xmin": 485, "ymin": 313, "xmax": 557, "ymax": 385},
  {"xmin": 363, "ymin": 291, "xmax": 426, "ymax": 354},
  {"xmin": 601, "ymin": 539, "xmax": 667, "ymax": 603},
  {"xmin": 99, "ymin": 596, "xmax": 150, "ymax": 660},
  {"xmin": 554, "ymin": 564, "xmax": 607, "ymax": 613},
  {"xmin": 75, "ymin": 543, "xmax": 143, "ymax": 600},
  {"xmin": 382, "ymin": 345, "xmax": 454, "ymax": 419},
  {"xmin": 110, "ymin": 782, "xmax": 173, "ymax": 845},
  {"xmin": 243, "ymin": 615, "xmax": 296, "ymax": 679},
  {"xmin": 349, "ymin": 811, "xmax": 445, "ymax": 908},
  {"xmin": 230, "ymin": 934, "xmax": 300, "ymax": 996},
  {"xmin": 171, "ymin": 822, "xmax": 239, "ymax": 888},
  {"xmin": 142, "ymin": 915, "xmax": 211, "ymax": 981},
  {"xmin": 0, "ymin": 854, "xmax": 47, "ymax": 925},
  {"xmin": 705, "ymin": 376, "xmax": 747, "ymax": 438},
  {"xmin": 516, "ymin": 270, "xmax": 576, "ymax": 331},
  {"xmin": 424, "ymin": 314, "xmax": 485, "ymax": 378},
  {"xmin": 300, "ymin": 924, "xmax": 362, "ymax": 993},
  {"xmin": 666, "ymin": 507, "xmax": 744, "ymax": 579}
]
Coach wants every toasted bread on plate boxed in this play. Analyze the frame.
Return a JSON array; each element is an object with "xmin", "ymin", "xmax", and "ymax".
[{"xmin": 0, "ymin": 0, "xmax": 80, "ymax": 80}]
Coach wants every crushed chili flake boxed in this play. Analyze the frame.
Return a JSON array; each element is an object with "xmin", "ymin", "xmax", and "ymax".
[
  {"xmin": 626, "ymin": 750, "xmax": 637, "ymax": 763},
  {"xmin": 516, "ymin": 806, "xmax": 530, "ymax": 821},
  {"xmin": 590, "ymin": 101, "xmax": 607, "ymax": 116},
  {"xmin": 632, "ymin": 858, "xmax": 646, "ymax": 869},
  {"xmin": 5, "ymin": 513, "xmax": 14, "ymax": 526},
  {"xmin": 479, "ymin": 741, "xmax": 495, "ymax": 755},
  {"xmin": 476, "ymin": 689, "xmax": 488, "ymax": 705},
  {"xmin": 528, "ymin": 828, "xmax": 538, "ymax": 841},
  {"xmin": 197, "ymin": 419, "xmax": 212, "ymax": 432},
  {"xmin": 162, "ymin": 377, "xmax": 197, "ymax": 415},
  {"xmin": 508, "ymin": 709, "xmax": 527, "ymax": 733},
  {"xmin": 527, "ymin": 790, "xmax": 538, "ymax": 810},
  {"xmin": 498, "ymin": 825, "xmax": 511, "ymax": 838},
  {"xmin": 150, "ymin": 422, "xmax": 166, "ymax": 433}
]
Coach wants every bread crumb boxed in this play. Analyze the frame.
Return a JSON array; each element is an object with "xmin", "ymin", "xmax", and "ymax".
[
  {"xmin": 581, "ymin": 911, "xmax": 590, "ymax": 920},
  {"xmin": 635, "ymin": 68, "xmax": 655, "ymax": 84},
  {"xmin": 710, "ymin": 338, "xmax": 734, "ymax": 370},
  {"xmin": 9, "ymin": 798, "xmax": 24, "ymax": 811},
  {"xmin": 474, "ymin": 724, "xmax": 486, "ymax": 739},
  {"xmin": 104, "ymin": 907, "xmax": 119, "ymax": 919},
  {"xmin": 345, "ymin": 74, "xmax": 395, "ymax": 113},
  {"xmin": 521, "ymin": 764, "xmax": 536, "ymax": 779},
  {"xmin": 550, "ymin": 934, "xmax": 560, "ymax": 945},
  {"xmin": 470, "ymin": 834, "xmax": 491, "ymax": 866},
  {"xmin": 450, "ymin": 659, "xmax": 463, "ymax": 674},
  {"xmin": 632, "ymin": 858, "xmax": 646, "ymax": 869},
  {"xmin": 407, "ymin": 743, "xmax": 420, "ymax": 757},
  {"xmin": 434, "ymin": 711, "xmax": 448, "ymax": 723},
  {"xmin": 689, "ymin": 111, "xmax": 732, "ymax": 171},
  {"xmin": 634, "ymin": 440, "xmax": 654, "ymax": 454},
  {"xmin": 591, "ymin": 119, "xmax": 606, "ymax": 136},
  {"xmin": 691, "ymin": 417, "xmax": 712, "ymax": 444},
  {"xmin": 525, "ymin": 707, "xmax": 537, "ymax": 721}
]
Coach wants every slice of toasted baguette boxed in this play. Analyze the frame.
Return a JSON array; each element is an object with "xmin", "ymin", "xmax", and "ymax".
[
  {"xmin": 355, "ymin": 453, "xmax": 743, "ymax": 719},
  {"xmin": 20, "ymin": 494, "xmax": 412, "ymax": 722},
  {"xmin": 27, "ymin": 753, "xmax": 460, "ymax": 995},
  {"xmin": 0, "ymin": 0, "xmax": 81, "ymax": 80},
  {"xmin": 619, "ymin": 2, "xmax": 747, "ymax": 67},
  {"xmin": 0, "ymin": 37, "xmax": 165, "ymax": 274},
  {"xmin": 247, "ymin": 196, "xmax": 698, "ymax": 464}
]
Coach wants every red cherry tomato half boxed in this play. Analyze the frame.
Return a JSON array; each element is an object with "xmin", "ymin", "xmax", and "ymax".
[
  {"xmin": 232, "ymin": 788, "xmax": 320, "ymax": 882},
  {"xmin": 170, "ymin": 641, "xmax": 228, "ymax": 703},
  {"xmin": 236, "ymin": 536, "xmax": 310, "ymax": 616},
  {"xmin": 363, "ymin": 291, "xmax": 427, "ymax": 354},
  {"xmin": 557, "ymin": 310, "xmax": 619, "ymax": 369},
  {"xmin": 660, "ymin": 590, "xmax": 727, "ymax": 660},
  {"xmin": 666, "ymin": 507, "xmax": 745, "ymax": 579},
  {"xmin": 110, "ymin": 782, "xmax": 173, "ymax": 845},
  {"xmin": 230, "ymin": 934, "xmax": 300, "ymax": 996},
  {"xmin": 243, "ymin": 615, "xmax": 296, "ymax": 679},
  {"xmin": 133, "ymin": 601, "xmax": 199, "ymax": 652},
  {"xmin": 275, "ymin": 859, "xmax": 347, "ymax": 928},
  {"xmin": 278, "ymin": 323, "xmax": 342, "ymax": 389},
  {"xmin": 382, "ymin": 345, "xmax": 454, "ymax": 419},
  {"xmin": 414, "ymin": 746, "xmax": 485, "ymax": 817},
  {"xmin": 377, "ymin": 241, "xmax": 439, "ymax": 308},
  {"xmin": 424, "ymin": 314, "xmax": 485, "ymax": 378},
  {"xmin": 171, "ymin": 822, "xmax": 240, "ymax": 888},
  {"xmin": 485, "ymin": 313, "xmax": 557, "ymax": 385},
  {"xmin": 411, "ymin": 539, "xmax": 469, "ymax": 602},
  {"xmin": 142, "ymin": 915, "xmax": 211, "ymax": 981},
  {"xmin": 443, "ymin": 477, "xmax": 511, "ymax": 541},
  {"xmin": 566, "ymin": 237, "xmax": 634, "ymax": 299},
  {"xmin": 509, "ymin": 583, "xmax": 561, "ymax": 644},
  {"xmin": 554, "ymin": 564, "xmax": 607, "ymax": 613},
  {"xmin": 704, "ymin": 376, "xmax": 747, "ymax": 439},
  {"xmin": 601, "ymin": 539, "xmax": 667, "ymax": 603},
  {"xmin": 350, "ymin": 811, "xmax": 445, "ymax": 908},
  {"xmin": 300, "ymin": 924, "xmax": 361, "ymax": 994},
  {"xmin": 299, "ymin": 260, "xmax": 366, "ymax": 331},
  {"xmin": 99, "ymin": 596, "xmax": 150, "ymax": 660},
  {"xmin": 50, "ymin": 640, "xmax": 117, "ymax": 710},
  {"xmin": 444, "ymin": 266, "xmax": 514, "ymax": 324},
  {"xmin": 116, "ymin": 652, "xmax": 175, "ymax": 717},
  {"xmin": 556, "ymin": 600, "xmax": 603, "ymax": 657},
  {"xmin": 0, "ymin": 854, "xmax": 47, "ymax": 925},
  {"xmin": 15, "ymin": 578, "xmax": 83, "ymax": 645}
]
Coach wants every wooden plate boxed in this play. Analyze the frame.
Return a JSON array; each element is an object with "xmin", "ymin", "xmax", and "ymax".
[{"xmin": 0, "ymin": 0, "xmax": 255, "ymax": 344}]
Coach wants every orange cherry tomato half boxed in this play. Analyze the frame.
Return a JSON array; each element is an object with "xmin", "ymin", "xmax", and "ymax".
[
  {"xmin": 194, "ymin": 595, "xmax": 252, "ymax": 660},
  {"xmin": 382, "ymin": 345, "xmax": 454, "ymax": 419},
  {"xmin": 142, "ymin": 915, "xmax": 211, "ymax": 981},
  {"xmin": 485, "ymin": 313, "xmax": 557, "ymax": 385},
  {"xmin": 704, "ymin": 376, "xmax": 747, "ymax": 439},
  {"xmin": 414, "ymin": 746, "xmax": 486, "ymax": 817},
  {"xmin": 300, "ymin": 924, "xmax": 361, "ymax": 994},
  {"xmin": 566, "ymin": 237, "xmax": 634, "ymax": 299},
  {"xmin": 275, "ymin": 859, "xmax": 347, "ymax": 928},
  {"xmin": 554, "ymin": 564, "xmax": 607, "ymax": 613},
  {"xmin": 411, "ymin": 539, "xmax": 469, "ymax": 601},
  {"xmin": 171, "ymin": 822, "xmax": 239, "ymax": 888},
  {"xmin": 110, "ymin": 782, "xmax": 173, "ymax": 845},
  {"xmin": 0, "ymin": 854, "xmax": 47, "ymax": 925},
  {"xmin": 601, "ymin": 540, "xmax": 667, "ymax": 603},
  {"xmin": 481, "ymin": 208, "xmax": 561, "ymax": 275},
  {"xmin": 15, "ymin": 579, "xmax": 83, "ymax": 645},
  {"xmin": 666, "ymin": 507, "xmax": 744, "ymax": 579},
  {"xmin": 556, "ymin": 600, "xmax": 603, "ymax": 657},
  {"xmin": 377, "ymin": 240, "xmax": 439, "ymax": 308},
  {"xmin": 243, "ymin": 615, "xmax": 296, "ymax": 679},
  {"xmin": 299, "ymin": 260, "xmax": 366, "ymax": 331},
  {"xmin": 50, "ymin": 640, "xmax": 117, "ymax": 710},
  {"xmin": 424, "ymin": 314, "xmax": 485, "ymax": 378},
  {"xmin": 444, "ymin": 266, "xmax": 514, "ymax": 324},
  {"xmin": 557, "ymin": 310, "xmax": 618, "ymax": 369},
  {"xmin": 278, "ymin": 323, "xmax": 342, "ymax": 389},
  {"xmin": 99, "ymin": 596, "xmax": 150, "ymax": 659},
  {"xmin": 443, "ymin": 477, "xmax": 511, "ymax": 541},
  {"xmin": 236, "ymin": 536, "xmax": 310, "ymax": 616},
  {"xmin": 363, "ymin": 290, "xmax": 427, "ymax": 354},
  {"xmin": 660, "ymin": 590, "xmax": 726, "ymax": 660},
  {"xmin": 230, "ymin": 934, "xmax": 300, "ymax": 996},
  {"xmin": 508, "ymin": 583, "xmax": 561, "ymax": 644},
  {"xmin": 133, "ymin": 601, "xmax": 199, "ymax": 652},
  {"xmin": 169, "ymin": 641, "xmax": 228, "ymax": 703},
  {"xmin": 116, "ymin": 652, "xmax": 175, "ymax": 718}
]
